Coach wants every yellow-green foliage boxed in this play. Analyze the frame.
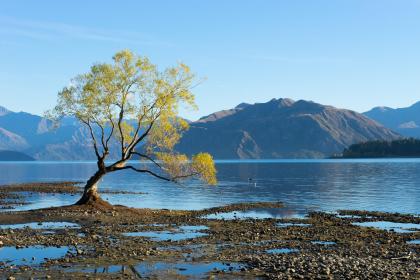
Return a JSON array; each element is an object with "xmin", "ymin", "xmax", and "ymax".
[
  {"xmin": 191, "ymin": 153, "xmax": 217, "ymax": 185},
  {"xmin": 47, "ymin": 50, "xmax": 217, "ymax": 185},
  {"xmin": 156, "ymin": 152, "xmax": 217, "ymax": 185}
]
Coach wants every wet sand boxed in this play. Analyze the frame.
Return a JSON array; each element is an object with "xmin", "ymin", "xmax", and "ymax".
[{"xmin": 0, "ymin": 182, "xmax": 418, "ymax": 279}]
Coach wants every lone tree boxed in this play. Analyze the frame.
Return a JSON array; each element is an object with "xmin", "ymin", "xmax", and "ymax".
[{"xmin": 48, "ymin": 50, "xmax": 217, "ymax": 205}]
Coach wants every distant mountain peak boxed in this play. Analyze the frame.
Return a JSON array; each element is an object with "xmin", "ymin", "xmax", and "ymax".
[
  {"xmin": 364, "ymin": 101, "xmax": 420, "ymax": 138},
  {"xmin": 373, "ymin": 106, "xmax": 392, "ymax": 112},
  {"xmin": 277, "ymin": 98, "xmax": 295, "ymax": 107},
  {"xmin": 266, "ymin": 97, "xmax": 295, "ymax": 106},
  {"xmin": 196, "ymin": 108, "xmax": 241, "ymax": 123},
  {"xmin": 235, "ymin": 102, "xmax": 251, "ymax": 109},
  {"xmin": 410, "ymin": 101, "xmax": 420, "ymax": 109},
  {"xmin": 0, "ymin": 106, "xmax": 10, "ymax": 116}
]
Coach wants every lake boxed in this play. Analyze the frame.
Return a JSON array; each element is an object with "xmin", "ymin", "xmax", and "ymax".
[{"xmin": 0, "ymin": 159, "xmax": 419, "ymax": 215}]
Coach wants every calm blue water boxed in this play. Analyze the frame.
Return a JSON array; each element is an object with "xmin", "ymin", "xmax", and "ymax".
[{"xmin": 0, "ymin": 159, "xmax": 419, "ymax": 214}]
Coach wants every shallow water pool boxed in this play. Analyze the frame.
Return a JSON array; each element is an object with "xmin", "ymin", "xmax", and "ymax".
[
  {"xmin": 0, "ymin": 245, "xmax": 71, "ymax": 266},
  {"xmin": 311, "ymin": 241, "xmax": 336, "ymax": 245},
  {"xmin": 352, "ymin": 221, "xmax": 420, "ymax": 233},
  {"xmin": 266, "ymin": 248, "xmax": 299, "ymax": 254},
  {"xmin": 135, "ymin": 261, "xmax": 245, "ymax": 277},
  {"xmin": 123, "ymin": 225, "xmax": 209, "ymax": 241},
  {"xmin": 204, "ymin": 207, "xmax": 306, "ymax": 220},
  {"xmin": 0, "ymin": 222, "xmax": 80, "ymax": 230}
]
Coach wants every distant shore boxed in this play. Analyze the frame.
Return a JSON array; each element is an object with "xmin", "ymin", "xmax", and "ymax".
[
  {"xmin": 330, "ymin": 155, "xmax": 420, "ymax": 159},
  {"xmin": 337, "ymin": 139, "xmax": 420, "ymax": 159}
]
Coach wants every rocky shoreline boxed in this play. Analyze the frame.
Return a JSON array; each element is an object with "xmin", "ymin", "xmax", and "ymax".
[{"xmin": 0, "ymin": 182, "xmax": 418, "ymax": 279}]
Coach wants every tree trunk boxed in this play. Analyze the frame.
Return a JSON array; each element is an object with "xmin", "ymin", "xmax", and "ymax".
[{"xmin": 75, "ymin": 170, "xmax": 105, "ymax": 205}]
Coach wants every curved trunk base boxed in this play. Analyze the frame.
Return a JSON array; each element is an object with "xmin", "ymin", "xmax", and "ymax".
[
  {"xmin": 75, "ymin": 191, "xmax": 113, "ymax": 208},
  {"xmin": 75, "ymin": 172, "xmax": 113, "ymax": 209},
  {"xmin": 75, "ymin": 189, "xmax": 101, "ymax": 205}
]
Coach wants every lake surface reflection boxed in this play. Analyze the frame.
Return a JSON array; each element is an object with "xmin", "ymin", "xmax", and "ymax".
[{"xmin": 0, "ymin": 159, "xmax": 419, "ymax": 214}]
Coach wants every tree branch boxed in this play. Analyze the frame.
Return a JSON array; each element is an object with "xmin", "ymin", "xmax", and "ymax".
[
  {"xmin": 124, "ymin": 81, "xmax": 181, "ymax": 157},
  {"xmin": 111, "ymin": 165, "xmax": 171, "ymax": 182},
  {"xmin": 117, "ymin": 79, "xmax": 138, "ymax": 157},
  {"xmin": 105, "ymin": 116, "xmax": 115, "ymax": 149},
  {"xmin": 172, "ymin": 172, "xmax": 200, "ymax": 181},
  {"xmin": 117, "ymin": 106, "xmax": 125, "ymax": 157},
  {"xmin": 125, "ymin": 99, "xmax": 160, "ymax": 155},
  {"xmin": 81, "ymin": 119, "xmax": 101, "ymax": 160},
  {"xmin": 92, "ymin": 119, "xmax": 106, "ymax": 153},
  {"xmin": 131, "ymin": 151, "xmax": 162, "ymax": 168},
  {"xmin": 124, "ymin": 115, "xmax": 159, "ymax": 159}
]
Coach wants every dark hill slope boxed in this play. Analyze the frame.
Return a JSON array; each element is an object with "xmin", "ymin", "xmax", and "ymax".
[
  {"xmin": 0, "ymin": 150, "xmax": 35, "ymax": 161},
  {"xmin": 177, "ymin": 98, "xmax": 400, "ymax": 159}
]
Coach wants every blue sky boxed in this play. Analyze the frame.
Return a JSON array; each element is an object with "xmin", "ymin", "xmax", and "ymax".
[{"xmin": 1, "ymin": 0, "xmax": 419, "ymax": 120}]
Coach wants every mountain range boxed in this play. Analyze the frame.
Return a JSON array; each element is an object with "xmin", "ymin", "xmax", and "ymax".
[
  {"xmin": 176, "ymin": 98, "xmax": 399, "ymax": 159},
  {"xmin": 364, "ymin": 102, "xmax": 420, "ymax": 138},
  {"xmin": 0, "ymin": 106, "xmax": 96, "ymax": 160},
  {"xmin": 0, "ymin": 98, "xmax": 418, "ymax": 160}
]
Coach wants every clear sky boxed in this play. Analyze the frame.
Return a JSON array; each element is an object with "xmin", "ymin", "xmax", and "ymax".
[{"xmin": 1, "ymin": 0, "xmax": 419, "ymax": 120}]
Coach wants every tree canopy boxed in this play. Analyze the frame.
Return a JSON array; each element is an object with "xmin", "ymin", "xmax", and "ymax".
[{"xmin": 47, "ymin": 50, "xmax": 216, "ymax": 203}]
